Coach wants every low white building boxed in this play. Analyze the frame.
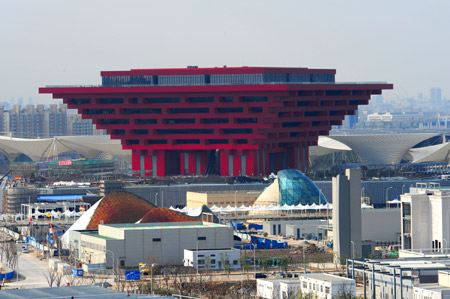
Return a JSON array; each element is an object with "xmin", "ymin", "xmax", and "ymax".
[
  {"xmin": 413, "ymin": 270, "xmax": 450, "ymax": 299},
  {"xmin": 71, "ymin": 221, "xmax": 233, "ymax": 268},
  {"xmin": 401, "ymin": 183, "xmax": 450, "ymax": 251},
  {"xmin": 299, "ymin": 273, "xmax": 355, "ymax": 299},
  {"xmin": 183, "ymin": 248, "xmax": 241, "ymax": 271},
  {"xmin": 257, "ymin": 279, "xmax": 300, "ymax": 299},
  {"xmin": 279, "ymin": 280, "xmax": 301, "ymax": 299}
]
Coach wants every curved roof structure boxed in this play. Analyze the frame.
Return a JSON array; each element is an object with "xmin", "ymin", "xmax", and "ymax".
[
  {"xmin": 253, "ymin": 169, "xmax": 326, "ymax": 206},
  {"xmin": 278, "ymin": 169, "xmax": 327, "ymax": 205},
  {"xmin": 86, "ymin": 191, "xmax": 155, "ymax": 229},
  {"xmin": 0, "ymin": 135, "xmax": 131, "ymax": 163},
  {"xmin": 309, "ymin": 136, "xmax": 352, "ymax": 157},
  {"xmin": 328, "ymin": 133, "xmax": 437, "ymax": 165},
  {"xmin": 406, "ymin": 142, "xmax": 450, "ymax": 163}
]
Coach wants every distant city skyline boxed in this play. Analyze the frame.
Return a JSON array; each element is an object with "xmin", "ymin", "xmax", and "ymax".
[{"xmin": 1, "ymin": 0, "xmax": 449, "ymax": 104}]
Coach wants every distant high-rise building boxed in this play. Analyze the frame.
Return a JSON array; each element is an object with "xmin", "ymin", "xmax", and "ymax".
[
  {"xmin": 3, "ymin": 104, "xmax": 67, "ymax": 138},
  {"xmin": 431, "ymin": 88, "xmax": 442, "ymax": 105},
  {"xmin": 67, "ymin": 114, "xmax": 94, "ymax": 136}
]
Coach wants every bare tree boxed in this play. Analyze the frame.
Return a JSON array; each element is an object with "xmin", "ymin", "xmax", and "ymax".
[
  {"xmin": 55, "ymin": 271, "xmax": 63, "ymax": 287},
  {"xmin": 44, "ymin": 269, "xmax": 57, "ymax": 287}
]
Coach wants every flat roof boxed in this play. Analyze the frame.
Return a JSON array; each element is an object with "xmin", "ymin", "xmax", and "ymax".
[
  {"xmin": 0, "ymin": 285, "xmax": 174, "ymax": 298},
  {"xmin": 105, "ymin": 222, "xmax": 224, "ymax": 230},
  {"xmin": 414, "ymin": 283, "xmax": 450, "ymax": 292},
  {"xmin": 301, "ymin": 273, "xmax": 354, "ymax": 282}
]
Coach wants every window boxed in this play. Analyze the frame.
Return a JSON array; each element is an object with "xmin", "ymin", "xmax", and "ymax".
[
  {"xmin": 203, "ymin": 118, "xmax": 228, "ymax": 124},
  {"xmin": 176, "ymin": 139, "xmax": 200, "ymax": 144},
  {"xmin": 282, "ymin": 122, "xmax": 302, "ymax": 128},
  {"xmin": 303, "ymin": 282, "xmax": 307, "ymax": 289},
  {"xmin": 147, "ymin": 139, "xmax": 167, "ymax": 144},
  {"xmin": 137, "ymin": 119, "xmax": 157, "ymax": 124},
  {"xmin": 71, "ymin": 98, "xmax": 91, "ymax": 104},
  {"xmin": 325, "ymin": 286, "xmax": 330, "ymax": 294},
  {"xmin": 85, "ymin": 109, "xmax": 114, "ymax": 115},
  {"xmin": 209, "ymin": 139, "xmax": 228, "ymax": 144},
  {"xmin": 153, "ymin": 238, "xmax": 161, "ymax": 242},
  {"xmin": 188, "ymin": 97, "xmax": 214, "ymax": 103},
  {"xmin": 241, "ymin": 96, "xmax": 268, "ymax": 102},
  {"xmin": 250, "ymin": 107, "xmax": 263, "ymax": 113},
  {"xmin": 233, "ymin": 260, "xmax": 238, "ymax": 265},
  {"xmin": 99, "ymin": 98, "xmax": 124, "ymax": 104},
  {"xmin": 166, "ymin": 118, "xmax": 195, "ymax": 124},
  {"xmin": 123, "ymin": 108, "xmax": 161, "ymax": 114},
  {"xmin": 157, "ymin": 129, "xmax": 213, "ymax": 134},
  {"xmin": 134, "ymin": 129, "xmax": 148, "ymax": 135},
  {"xmin": 217, "ymin": 107, "xmax": 243, "ymax": 113},
  {"xmin": 145, "ymin": 97, "xmax": 180, "ymax": 103},
  {"xmin": 237, "ymin": 118, "xmax": 257, "ymax": 124},
  {"xmin": 170, "ymin": 108, "xmax": 209, "ymax": 114},
  {"xmin": 211, "ymin": 259, "xmax": 216, "ymax": 264},
  {"xmin": 223, "ymin": 128, "xmax": 252, "ymax": 134},
  {"xmin": 198, "ymin": 236, "xmax": 206, "ymax": 241}
]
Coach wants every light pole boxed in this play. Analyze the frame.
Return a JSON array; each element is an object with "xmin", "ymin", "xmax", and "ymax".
[
  {"xmin": 350, "ymin": 240, "xmax": 355, "ymax": 260},
  {"xmin": 361, "ymin": 187, "xmax": 365, "ymax": 198},
  {"xmin": 151, "ymin": 263, "xmax": 157, "ymax": 294},
  {"xmin": 196, "ymin": 240, "xmax": 200, "ymax": 275},
  {"xmin": 234, "ymin": 190, "xmax": 238, "ymax": 218},
  {"xmin": 253, "ymin": 242, "xmax": 256, "ymax": 278},
  {"xmin": 385, "ymin": 187, "xmax": 393, "ymax": 208},
  {"xmin": 402, "ymin": 185, "xmax": 406, "ymax": 194}
]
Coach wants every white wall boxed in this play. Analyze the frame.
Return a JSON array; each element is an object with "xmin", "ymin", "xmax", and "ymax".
[
  {"xmin": 361, "ymin": 209, "xmax": 401, "ymax": 242},
  {"xmin": 184, "ymin": 249, "xmax": 240, "ymax": 270},
  {"xmin": 279, "ymin": 281, "xmax": 301, "ymax": 299},
  {"xmin": 257, "ymin": 279, "xmax": 281, "ymax": 299}
]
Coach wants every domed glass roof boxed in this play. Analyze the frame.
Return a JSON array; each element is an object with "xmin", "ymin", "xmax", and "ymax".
[{"xmin": 278, "ymin": 169, "xmax": 327, "ymax": 205}]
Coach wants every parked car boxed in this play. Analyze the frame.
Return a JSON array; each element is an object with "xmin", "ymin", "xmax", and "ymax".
[{"xmin": 255, "ymin": 273, "xmax": 267, "ymax": 278}]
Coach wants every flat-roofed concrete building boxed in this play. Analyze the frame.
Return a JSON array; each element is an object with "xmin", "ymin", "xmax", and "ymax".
[
  {"xmin": 299, "ymin": 273, "xmax": 356, "ymax": 299},
  {"xmin": 186, "ymin": 191, "xmax": 260, "ymax": 209},
  {"xmin": 401, "ymin": 183, "xmax": 450, "ymax": 251},
  {"xmin": 73, "ymin": 221, "xmax": 233, "ymax": 268}
]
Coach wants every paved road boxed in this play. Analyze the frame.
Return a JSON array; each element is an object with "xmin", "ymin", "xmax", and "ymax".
[{"xmin": 5, "ymin": 249, "xmax": 50, "ymax": 289}]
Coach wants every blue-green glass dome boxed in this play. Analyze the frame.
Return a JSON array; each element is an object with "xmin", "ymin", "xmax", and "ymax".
[{"xmin": 278, "ymin": 169, "xmax": 327, "ymax": 205}]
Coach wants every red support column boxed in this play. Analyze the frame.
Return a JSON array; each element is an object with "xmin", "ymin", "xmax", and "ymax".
[
  {"xmin": 132, "ymin": 150, "xmax": 140, "ymax": 172},
  {"xmin": 188, "ymin": 152, "xmax": 196, "ymax": 175},
  {"xmin": 220, "ymin": 150, "xmax": 229, "ymax": 176},
  {"xmin": 246, "ymin": 150, "xmax": 256, "ymax": 176},
  {"xmin": 156, "ymin": 151, "xmax": 166, "ymax": 177}
]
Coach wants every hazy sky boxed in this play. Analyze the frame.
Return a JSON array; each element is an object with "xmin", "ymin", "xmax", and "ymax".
[{"xmin": 1, "ymin": 0, "xmax": 449, "ymax": 105}]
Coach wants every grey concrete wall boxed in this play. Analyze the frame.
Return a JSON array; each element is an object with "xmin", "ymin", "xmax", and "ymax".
[{"xmin": 362, "ymin": 209, "xmax": 401, "ymax": 242}]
